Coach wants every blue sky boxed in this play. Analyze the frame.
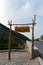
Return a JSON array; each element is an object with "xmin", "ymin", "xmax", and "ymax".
[{"xmin": 0, "ymin": 0, "xmax": 43, "ymax": 39}]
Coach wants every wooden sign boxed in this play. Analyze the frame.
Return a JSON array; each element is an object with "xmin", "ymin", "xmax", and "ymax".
[{"xmin": 15, "ymin": 26, "xmax": 30, "ymax": 32}]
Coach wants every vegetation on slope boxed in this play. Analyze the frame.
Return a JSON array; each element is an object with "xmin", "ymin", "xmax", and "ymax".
[{"xmin": 0, "ymin": 23, "xmax": 31, "ymax": 50}]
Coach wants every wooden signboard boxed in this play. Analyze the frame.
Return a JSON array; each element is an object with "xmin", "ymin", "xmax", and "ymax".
[{"xmin": 15, "ymin": 26, "xmax": 30, "ymax": 32}]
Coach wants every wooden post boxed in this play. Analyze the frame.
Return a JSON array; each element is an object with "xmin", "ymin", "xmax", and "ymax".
[
  {"xmin": 32, "ymin": 22, "xmax": 34, "ymax": 58},
  {"xmin": 8, "ymin": 21, "xmax": 12, "ymax": 60},
  {"xmin": 32, "ymin": 15, "xmax": 36, "ymax": 59}
]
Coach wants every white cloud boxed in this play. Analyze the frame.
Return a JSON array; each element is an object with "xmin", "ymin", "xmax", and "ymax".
[
  {"xmin": 38, "ymin": 7, "xmax": 43, "ymax": 16},
  {"xmin": 0, "ymin": 0, "xmax": 40, "ymax": 39},
  {"xmin": 13, "ymin": 1, "xmax": 33, "ymax": 23},
  {"xmin": 18, "ymin": 1, "xmax": 32, "ymax": 17},
  {"xmin": 0, "ymin": 0, "xmax": 34, "ymax": 38},
  {"xmin": 0, "ymin": 0, "xmax": 8, "ymax": 26}
]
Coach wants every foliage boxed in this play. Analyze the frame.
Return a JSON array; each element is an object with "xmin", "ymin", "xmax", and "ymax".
[{"xmin": 0, "ymin": 23, "xmax": 31, "ymax": 50}]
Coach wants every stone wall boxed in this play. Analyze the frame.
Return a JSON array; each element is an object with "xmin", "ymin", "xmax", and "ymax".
[
  {"xmin": 26, "ymin": 40, "xmax": 39, "ymax": 57},
  {"xmin": 25, "ymin": 41, "xmax": 32, "ymax": 56}
]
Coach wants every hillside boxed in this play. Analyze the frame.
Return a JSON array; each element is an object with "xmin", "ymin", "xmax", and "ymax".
[
  {"xmin": 0, "ymin": 23, "xmax": 31, "ymax": 50},
  {"xmin": 34, "ymin": 38, "xmax": 39, "ymax": 41}
]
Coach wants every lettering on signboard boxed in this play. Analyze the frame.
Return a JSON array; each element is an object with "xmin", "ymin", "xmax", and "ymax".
[{"xmin": 15, "ymin": 26, "xmax": 30, "ymax": 32}]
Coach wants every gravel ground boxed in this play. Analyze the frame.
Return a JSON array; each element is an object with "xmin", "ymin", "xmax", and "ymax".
[{"xmin": 0, "ymin": 51, "xmax": 42, "ymax": 65}]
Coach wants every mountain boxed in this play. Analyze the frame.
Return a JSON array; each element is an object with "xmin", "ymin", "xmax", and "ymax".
[{"xmin": 0, "ymin": 23, "xmax": 31, "ymax": 50}]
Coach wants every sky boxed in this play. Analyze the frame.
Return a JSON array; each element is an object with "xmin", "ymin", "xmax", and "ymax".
[{"xmin": 0, "ymin": 0, "xmax": 43, "ymax": 39}]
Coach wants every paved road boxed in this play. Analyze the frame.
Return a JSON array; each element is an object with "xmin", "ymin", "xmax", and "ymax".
[
  {"xmin": 0, "ymin": 51, "xmax": 42, "ymax": 65},
  {"xmin": 35, "ymin": 41, "xmax": 43, "ymax": 52}
]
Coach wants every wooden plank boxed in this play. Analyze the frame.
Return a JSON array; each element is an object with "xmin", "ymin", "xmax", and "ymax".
[{"xmin": 15, "ymin": 26, "xmax": 30, "ymax": 32}]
